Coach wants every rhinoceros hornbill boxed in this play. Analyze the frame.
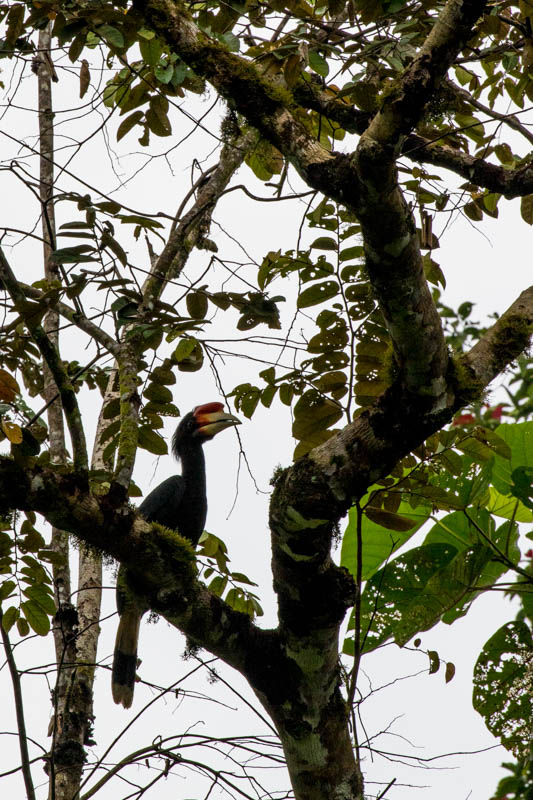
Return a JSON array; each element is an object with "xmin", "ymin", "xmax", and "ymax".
[{"xmin": 112, "ymin": 402, "xmax": 241, "ymax": 708}]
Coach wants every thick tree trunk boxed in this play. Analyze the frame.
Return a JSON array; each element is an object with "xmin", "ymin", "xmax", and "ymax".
[{"xmin": 259, "ymin": 672, "xmax": 364, "ymax": 800}]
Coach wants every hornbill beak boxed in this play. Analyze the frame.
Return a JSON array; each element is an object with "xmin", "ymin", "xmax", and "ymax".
[{"xmin": 193, "ymin": 402, "xmax": 241, "ymax": 438}]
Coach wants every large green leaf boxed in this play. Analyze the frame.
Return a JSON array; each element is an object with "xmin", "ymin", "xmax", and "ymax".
[
  {"xmin": 486, "ymin": 486, "xmax": 533, "ymax": 522},
  {"xmin": 350, "ymin": 540, "xmax": 499, "ymax": 654},
  {"xmin": 21, "ymin": 599, "xmax": 51, "ymax": 635},
  {"xmin": 491, "ymin": 422, "xmax": 533, "ymax": 495},
  {"xmin": 424, "ymin": 509, "xmax": 520, "ymax": 619},
  {"xmin": 353, "ymin": 543, "xmax": 458, "ymax": 653},
  {"xmin": 340, "ymin": 497, "xmax": 431, "ymax": 582},
  {"xmin": 473, "ymin": 620, "xmax": 533, "ymax": 756},
  {"xmin": 424, "ymin": 508, "xmax": 494, "ymax": 550}
]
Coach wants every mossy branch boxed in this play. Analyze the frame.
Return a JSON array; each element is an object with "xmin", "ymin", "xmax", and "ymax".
[
  {"xmin": 113, "ymin": 341, "xmax": 141, "ymax": 490},
  {"xmin": 464, "ymin": 286, "xmax": 533, "ymax": 389},
  {"xmin": 0, "ymin": 455, "xmax": 270, "ymax": 678},
  {"xmin": 139, "ymin": 0, "xmax": 336, "ymax": 180}
]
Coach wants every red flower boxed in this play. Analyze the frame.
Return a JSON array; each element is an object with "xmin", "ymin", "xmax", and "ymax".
[
  {"xmin": 452, "ymin": 413, "xmax": 475, "ymax": 426},
  {"xmin": 489, "ymin": 404, "xmax": 505, "ymax": 420}
]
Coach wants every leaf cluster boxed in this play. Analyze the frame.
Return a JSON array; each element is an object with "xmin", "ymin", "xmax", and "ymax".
[{"xmin": 0, "ymin": 511, "xmax": 62, "ymax": 637}]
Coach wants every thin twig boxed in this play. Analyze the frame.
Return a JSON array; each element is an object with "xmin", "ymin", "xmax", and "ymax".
[{"xmin": 0, "ymin": 611, "xmax": 37, "ymax": 800}]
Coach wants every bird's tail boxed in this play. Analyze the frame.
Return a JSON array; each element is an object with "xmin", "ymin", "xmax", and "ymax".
[{"xmin": 112, "ymin": 609, "xmax": 142, "ymax": 708}]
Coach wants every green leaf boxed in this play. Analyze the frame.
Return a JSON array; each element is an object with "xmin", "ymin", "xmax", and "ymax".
[
  {"xmin": 352, "ymin": 531, "xmax": 501, "ymax": 654},
  {"xmin": 229, "ymin": 571, "xmax": 257, "ymax": 586},
  {"xmin": 339, "ymin": 245, "xmax": 364, "ymax": 262},
  {"xmin": 491, "ymin": 422, "xmax": 533, "ymax": 495},
  {"xmin": 455, "ymin": 66, "xmax": 474, "ymax": 86},
  {"xmin": 208, "ymin": 576, "xmax": 228, "ymax": 596},
  {"xmin": 68, "ymin": 32, "xmax": 86, "ymax": 63},
  {"xmin": 20, "ymin": 527, "xmax": 46, "ymax": 553},
  {"xmin": 245, "ymin": 151, "xmax": 273, "ymax": 180},
  {"xmin": 424, "ymin": 508, "xmax": 494, "ymax": 551},
  {"xmin": 20, "ymin": 555, "xmax": 50, "ymax": 583},
  {"xmin": 494, "ymin": 143, "xmax": 514, "ymax": 165},
  {"xmin": 140, "ymin": 36, "xmax": 163, "ymax": 65},
  {"xmin": 0, "ymin": 580, "xmax": 16, "ymax": 601},
  {"xmin": 341, "ymin": 498, "xmax": 430, "ymax": 582},
  {"xmin": 2, "ymin": 606, "xmax": 19, "ymax": 632},
  {"xmin": 364, "ymin": 507, "xmax": 420, "ymax": 532},
  {"xmin": 520, "ymin": 195, "xmax": 533, "ymax": 225},
  {"xmin": 23, "ymin": 584, "xmax": 56, "ymax": 615},
  {"xmin": 310, "ymin": 236, "xmax": 337, "ymax": 251},
  {"xmin": 97, "ymin": 24, "xmax": 124, "ymax": 49},
  {"xmin": 428, "ymin": 650, "xmax": 440, "ymax": 674},
  {"xmin": 445, "ymin": 662, "xmax": 456, "ymax": 683},
  {"xmin": 21, "ymin": 600, "xmax": 50, "ymax": 635},
  {"xmin": 308, "ymin": 50, "xmax": 329, "ymax": 77},
  {"xmin": 356, "ymin": 543, "xmax": 458, "ymax": 652},
  {"xmin": 97, "ymin": 199, "xmax": 122, "ymax": 214},
  {"xmin": 118, "ymin": 214, "xmax": 164, "ymax": 230},
  {"xmin": 175, "ymin": 341, "xmax": 204, "ymax": 372},
  {"xmin": 138, "ymin": 426, "xmax": 168, "ymax": 456},
  {"xmin": 473, "ymin": 620, "xmax": 533, "ymax": 756},
  {"xmin": 279, "ymin": 383, "xmax": 294, "ymax": 406},
  {"xmin": 292, "ymin": 391, "xmax": 343, "ymax": 457},
  {"xmin": 173, "ymin": 338, "xmax": 197, "ymax": 362},
  {"xmin": 261, "ymin": 384, "xmax": 277, "ymax": 408},
  {"xmin": 186, "ymin": 291, "xmax": 208, "ymax": 319},
  {"xmin": 463, "ymin": 201, "xmax": 483, "ymax": 222},
  {"xmin": 425, "ymin": 508, "xmax": 519, "ymax": 606},
  {"xmin": 146, "ymin": 95, "xmax": 172, "ymax": 136},
  {"xmin": 101, "ymin": 231, "xmax": 128, "ymax": 265},
  {"xmin": 172, "ymin": 62, "xmax": 187, "ymax": 86},
  {"xmin": 144, "ymin": 383, "xmax": 173, "ymax": 404},
  {"xmin": 487, "ymin": 487, "xmax": 533, "ymax": 522},
  {"xmin": 151, "ymin": 365, "xmax": 176, "ymax": 386},
  {"xmin": 155, "ymin": 62, "xmax": 174, "ymax": 84},
  {"xmin": 456, "ymin": 437, "xmax": 494, "ymax": 463},
  {"xmin": 5, "ymin": 4, "xmax": 25, "ymax": 48},
  {"xmin": 475, "ymin": 427, "xmax": 512, "ymax": 459},
  {"xmin": 297, "ymin": 280, "xmax": 339, "ymax": 309},
  {"xmin": 17, "ymin": 617, "xmax": 30, "ymax": 637},
  {"xmin": 117, "ymin": 111, "xmax": 144, "ymax": 141},
  {"xmin": 510, "ymin": 466, "xmax": 533, "ymax": 510},
  {"xmin": 137, "ymin": 28, "xmax": 155, "ymax": 40},
  {"xmin": 51, "ymin": 245, "xmax": 97, "ymax": 264}
]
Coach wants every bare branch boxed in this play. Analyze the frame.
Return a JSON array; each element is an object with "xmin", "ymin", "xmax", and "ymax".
[
  {"xmin": 20, "ymin": 282, "xmax": 120, "ymax": 356},
  {"xmin": 0, "ymin": 612, "xmax": 37, "ymax": 800}
]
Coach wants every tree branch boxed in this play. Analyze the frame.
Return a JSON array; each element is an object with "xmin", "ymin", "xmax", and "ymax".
[
  {"xmin": 137, "ymin": 0, "xmax": 337, "ymax": 182},
  {"xmin": 143, "ymin": 127, "xmax": 260, "ymax": 301},
  {"xmin": 19, "ymin": 282, "xmax": 120, "ymax": 356},
  {"xmin": 293, "ymin": 81, "xmax": 533, "ymax": 197},
  {"xmin": 364, "ymin": 0, "xmax": 489, "ymax": 146},
  {"xmin": 464, "ymin": 286, "xmax": 533, "ymax": 386},
  {"xmin": 0, "ymin": 249, "xmax": 88, "ymax": 471},
  {"xmin": 0, "ymin": 458, "xmax": 275, "ymax": 680},
  {"xmin": 0, "ymin": 612, "xmax": 37, "ymax": 800}
]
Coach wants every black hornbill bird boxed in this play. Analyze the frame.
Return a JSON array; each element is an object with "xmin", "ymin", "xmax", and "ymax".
[{"xmin": 112, "ymin": 402, "xmax": 241, "ymax": 708}]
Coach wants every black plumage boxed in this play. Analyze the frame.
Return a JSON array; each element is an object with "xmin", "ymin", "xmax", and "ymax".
[{"xmin": 111, "ymin": 402, "xmax": 240, "ymax": 708}]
